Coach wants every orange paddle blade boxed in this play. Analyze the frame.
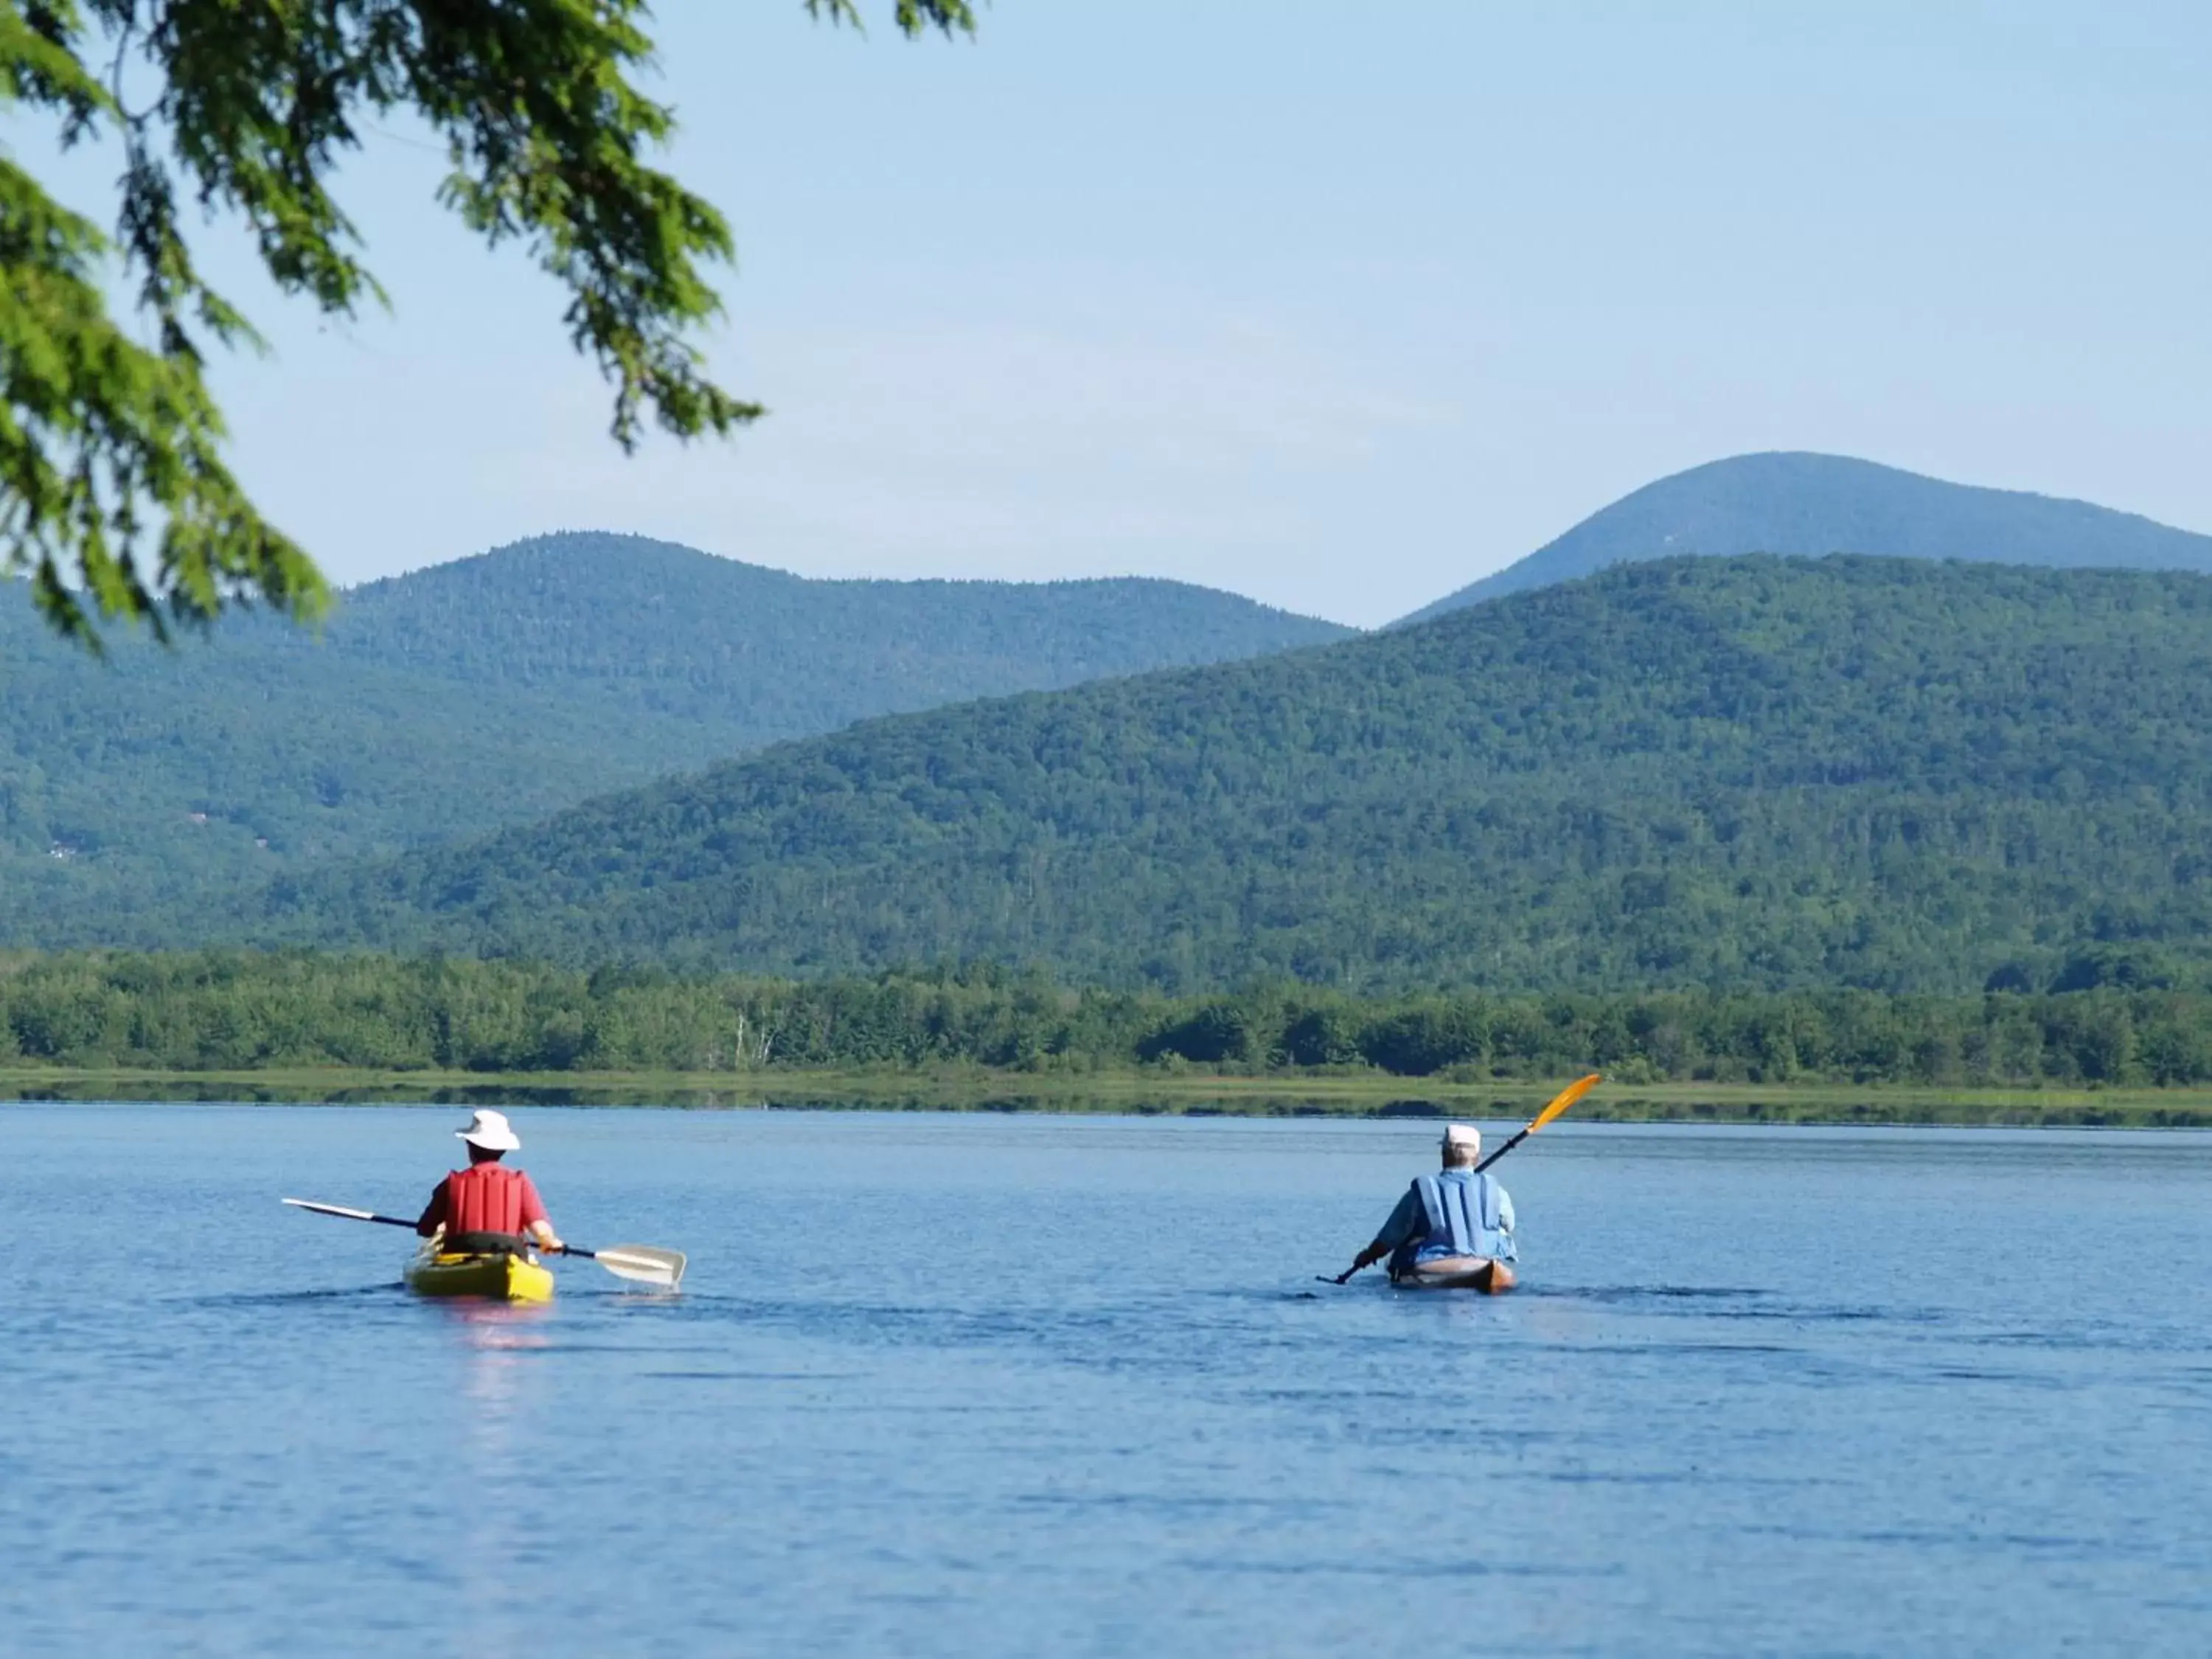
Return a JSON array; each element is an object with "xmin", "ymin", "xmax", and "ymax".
[{"xmin": 1529, "ymin": 1072, "xmax": 1601, "ymax": 1133}]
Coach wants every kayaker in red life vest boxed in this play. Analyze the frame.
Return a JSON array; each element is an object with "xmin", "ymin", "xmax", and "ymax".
[{"xmin": 416, "ymin": 1110, "xmax": 564, "ymax": 1256}]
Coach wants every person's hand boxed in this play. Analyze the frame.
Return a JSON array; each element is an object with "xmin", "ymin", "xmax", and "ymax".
[{"xmin": 542, "ymin": 1236, "xmax": 566, "ymax": 1255}]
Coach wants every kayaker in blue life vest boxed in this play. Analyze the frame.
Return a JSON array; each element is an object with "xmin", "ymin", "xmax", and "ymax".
[
  {"xmin": 416, "ymin": 1110, "xmax": 564, "ymax": 1255},
  {"xmin": 1341, "ymin": 1122, "xmax": 1516, "ymax": 1282}
]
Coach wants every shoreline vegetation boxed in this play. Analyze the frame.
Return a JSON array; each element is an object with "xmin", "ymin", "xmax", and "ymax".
[
  {"xmin": 1, "ymin": 950, "xmax": 2211, "ymax": 1125},
  {"xmin": 3, "ymin": 1061, "xmax": 2211, "ymax": 1126}
]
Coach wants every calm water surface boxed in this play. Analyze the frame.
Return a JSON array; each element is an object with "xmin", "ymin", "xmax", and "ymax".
[{"xmin": 2, "ymin": 1105, "xmax": 2207, "ymax": 1656}]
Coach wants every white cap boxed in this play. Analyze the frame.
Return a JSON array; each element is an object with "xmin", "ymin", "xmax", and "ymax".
[
  {"xmin": 1442, "ymin": 1123, "xmax": 1481, "ymax": 1156},
  {"xmin": 457, "ymin": 1109, "xmax": 521, "ymax": 1152}
]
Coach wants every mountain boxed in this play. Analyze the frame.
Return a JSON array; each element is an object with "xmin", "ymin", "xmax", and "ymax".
[
  {"xmin": 1400, "ymin": 453, "xmax": 2212, "ymax": 622},
  {"xmin": 0, "ymin": 532, "xmax": 1349, "ymax": 936},
  {"xmin": 211, "ymin": 554, "xmax": 2212, "ymax": 994},
  {"xmin": 307, "ymin": 532, "xmax": 1352, "ymax": 727}
]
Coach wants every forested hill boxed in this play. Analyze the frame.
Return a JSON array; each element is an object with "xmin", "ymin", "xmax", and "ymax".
[
  {"xmin": 303, "ymin": 532, "xmax": 1352, "ymax": 726},
  {"xmin": 0, "ymin": 534, "xmax": 1346, "ymax": 936},
  {"xmin": 226, "ymin": 554, "xmax": 2212, "ymax": 994},
  {"xmin": 1401, "ymin": 453, "xmax": 2212, "ymax": 622}
]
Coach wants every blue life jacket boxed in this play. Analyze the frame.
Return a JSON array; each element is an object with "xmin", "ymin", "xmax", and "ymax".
[{"xmin": 1397, "ymin": 1169, "xmax": 1513, "ymax": 1271}]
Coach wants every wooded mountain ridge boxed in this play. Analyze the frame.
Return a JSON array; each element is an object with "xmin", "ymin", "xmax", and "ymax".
[
  {"xmin": 167, "ymin": 553, "xmax": 2212, "ymax": 995},
  {"xmin": 0, "ymin": 532, "xmax": 1347, "ymax": 938},
  {"xmin": 11, "ymin": 455, "xmax": 2212, "ymax": 982}
]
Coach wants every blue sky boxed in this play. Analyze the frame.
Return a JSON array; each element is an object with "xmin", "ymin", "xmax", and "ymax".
[{"xmin": 25, "ymin": 1, "xmax": 2212, "ymax": 625}]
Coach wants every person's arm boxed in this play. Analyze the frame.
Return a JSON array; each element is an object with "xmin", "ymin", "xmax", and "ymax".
[
  {"xmin": 415, "ymin": 1178, "xmax": 450, "ymax": 1239},
  {"xmin": 1347, "ymin": 1186, "xmax": 1423, "ymax": 1276},
  {"xmin": 516, "ymin": 1173, "xmax": 563, "ymax": 1253},
  {"xmin": 1496, "ymin": 1186, "xmax": 1515, "ymax": 1237}
]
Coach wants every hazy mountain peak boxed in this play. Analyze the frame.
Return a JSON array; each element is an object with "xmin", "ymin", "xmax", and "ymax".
[{"xmin": 1399, "ymin": 452, "xmax": 2212, "ymax": 624}]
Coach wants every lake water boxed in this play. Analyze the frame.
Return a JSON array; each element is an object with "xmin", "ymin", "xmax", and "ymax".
[{"xmin": 3, "ymin": 1105, "xmax": 2208, "ymax": 1657}]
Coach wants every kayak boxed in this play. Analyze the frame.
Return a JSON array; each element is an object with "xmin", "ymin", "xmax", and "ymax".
[
  {"xmin": 1391, "ymin": 1256, "xmax": 1516, "ymax": 1294},
  {"xmin": 405, "ymin": 1245, "xmax": 555, "ymax": 1303}
]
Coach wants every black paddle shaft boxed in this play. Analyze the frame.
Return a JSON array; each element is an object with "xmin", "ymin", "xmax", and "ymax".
[
  {"xmin": 383, "ymin": 1211, "xmax": 595, "ymax": 1256},
  {"xmin": 290, "ymin": 1202, "xmax": 585, "ymax": 1250},
  {"xmin": 1474, "ymin": 1129, "xmax": 1530, "ymax": 1174}
]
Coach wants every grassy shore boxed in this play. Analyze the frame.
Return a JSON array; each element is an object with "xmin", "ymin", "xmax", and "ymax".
[{"xmin": 4, "ymin": 1062, "xmax": 2212, "ymax": 1126}]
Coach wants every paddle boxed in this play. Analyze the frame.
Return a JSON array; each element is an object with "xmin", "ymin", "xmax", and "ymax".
[
  {"xmin": 1318, "ymin": 1071, "xmax": 1601, "ymax": 1284},
  {"xmin": 282, "ymin": 1198, "xmax": 687, "ymax": 1289},
  {"xmin": 1475, "ymin": 1071, "xmax": 1601, "ymax": 1174},
  {"xmin": 282, "ymin": 1197, "xmax": 414, "ymax": 1228},
  {"xmin": 567, "ymin": 1242, "xmax": 687, "ymax": 1289}
]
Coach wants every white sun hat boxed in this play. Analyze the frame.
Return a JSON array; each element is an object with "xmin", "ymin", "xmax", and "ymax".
[
  {"xmin": 1442, "ymin": 1123, "xmax": 1481, "ymax": 1157},
  {"xmin": 456, "ymin": 1109, "xmax": 522, "ymax": 1152}
]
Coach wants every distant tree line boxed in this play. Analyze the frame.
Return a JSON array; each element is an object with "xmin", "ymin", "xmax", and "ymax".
[{"xmin": 2, "ymin": 951, "xmax": 2210, "ymax": 1088}]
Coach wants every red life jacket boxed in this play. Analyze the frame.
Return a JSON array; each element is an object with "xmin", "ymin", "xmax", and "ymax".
[{"xmin": 442, "ymin": 1164, "xmax": 535, "ymax": 1236}]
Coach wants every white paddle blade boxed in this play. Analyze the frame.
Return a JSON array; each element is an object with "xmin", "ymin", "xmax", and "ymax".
[
  {"xmin": 282, "ymin": 1197, "xmax": 380, "ymax": 1222},
  {"xmin": 591, "ymin": 1245, "xmax": 686, "ymax": 1289}
]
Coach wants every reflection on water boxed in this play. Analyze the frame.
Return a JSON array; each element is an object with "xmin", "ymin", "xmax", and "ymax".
[{"xmin": 449, "ymin": 1304, "xmax": 549, "ymax": 1655}]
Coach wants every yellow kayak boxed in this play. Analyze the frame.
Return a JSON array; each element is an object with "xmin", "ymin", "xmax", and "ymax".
[{"xmin": 405, "ymin": 1246, "xmax": 555, "ymax": 1303}]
